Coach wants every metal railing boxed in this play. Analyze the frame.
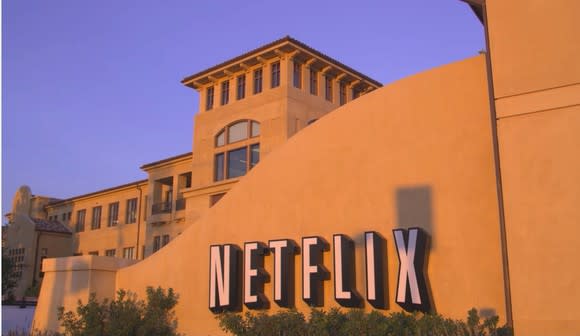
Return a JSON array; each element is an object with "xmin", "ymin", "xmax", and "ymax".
[{"xmin": 151, "ymin": 201, "xmax": 172, "ymax": 214}]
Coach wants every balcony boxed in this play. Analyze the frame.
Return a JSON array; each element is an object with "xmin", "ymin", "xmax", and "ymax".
[
  {"xmin": 152, "ymin": 201, "xmax": 172, "ymax": 215},
  {"xmin": 175, "ymin": 198, "xmax": 186, "ymax": 211}
]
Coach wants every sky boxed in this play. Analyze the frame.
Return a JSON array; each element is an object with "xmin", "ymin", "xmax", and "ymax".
[{"xmin": 1, "ymin": 1, "xmax": 484, "ymax": 218}]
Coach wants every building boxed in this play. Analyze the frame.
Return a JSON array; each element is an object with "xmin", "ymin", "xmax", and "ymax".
[
  {"xmin": 4, "ymin": 0, "xmax": 580, "ymax": 335},
  {"xmin": 4, "ymin": 36, "xmax": 381, "ymax": 300}
]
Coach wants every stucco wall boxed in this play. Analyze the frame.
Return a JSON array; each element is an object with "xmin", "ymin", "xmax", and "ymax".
[
  {"xmin": 487, "ymin": 0, "xmax": 580, "ymax": 334},
  {"xmin": 112, "ymin": 55, "xmax": 506, "ymax": 335}
]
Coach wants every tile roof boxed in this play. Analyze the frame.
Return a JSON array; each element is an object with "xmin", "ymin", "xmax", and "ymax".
[{"xmin": 31, "ymin": 218, "xmax": 72, "ymax": 234}]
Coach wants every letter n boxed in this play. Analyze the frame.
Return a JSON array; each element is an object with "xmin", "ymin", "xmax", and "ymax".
[{"xmin": 209, "ymin": 244, "xmax": 241, "ymax": 313}]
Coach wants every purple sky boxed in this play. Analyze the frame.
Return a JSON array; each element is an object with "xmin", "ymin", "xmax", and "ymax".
[{"xmin": 2, "ymin": 1, "xmax": 483, "ymax": 218}]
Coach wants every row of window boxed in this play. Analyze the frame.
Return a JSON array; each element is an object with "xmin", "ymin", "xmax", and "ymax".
[
  {"xmin": 206, "ymin": 62, "xmax": 281, "ymax": 110},
  {"xmin": 206, "ymin": 60, "xmax": 363, "ymax": 111},
  {"xmin": 7, "ymin": 248, "xmax": 25, "ymax": 279},
  {"xmin": 87, "ymin": 246, "xmax": 135, "ymax": 259},
  {"xmin": 48, "ymin": 213, "xmax": 71, "ymax": 222},
  {"xmin": 296, "ymin": 63, "xmax": 360, "ymax": 104},
  {"xmin": 75, "ymin": 198, "xmax": 138, "ymax": 232}
]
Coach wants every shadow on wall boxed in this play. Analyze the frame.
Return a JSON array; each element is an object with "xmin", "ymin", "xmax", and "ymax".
[
  {"xmin": 33, "ymin": 258, "xmax": 90, "ymax": 333},
  {"xmin": 395, "ymin": 186, "xmax": 436, "ymax": 313},
  {"xmin": 396, "ymin": 186, "xmax": 434, "ymax": 249}
]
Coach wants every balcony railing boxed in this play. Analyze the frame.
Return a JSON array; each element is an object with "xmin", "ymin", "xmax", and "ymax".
[
  {"xmin": 152, "ymin": 201, "xmax": 172, "ymax": 215},
  {"xmin": 175, "ymin": 198, "xmax": 186, "ymax": 211}
]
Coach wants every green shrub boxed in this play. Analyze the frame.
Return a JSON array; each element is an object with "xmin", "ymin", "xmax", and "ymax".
[
  {"xmin": 217, "ymin": 307, "xmax": 513, "ymax": 336},
  {"xmin": 57, "ymin": 287, "xmax": 179, "ymax": 336}
]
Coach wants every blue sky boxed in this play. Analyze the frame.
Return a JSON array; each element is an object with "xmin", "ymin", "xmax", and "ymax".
[{"xmin": 2, "ymin": 1, "xmax": 483, "ymax": 217}]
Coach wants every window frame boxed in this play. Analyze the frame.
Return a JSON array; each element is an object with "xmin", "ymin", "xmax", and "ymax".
[
  {"xmin": 76, "ymin": 209, "xmax": 86, "ymax": 233},
  {"xmin": 339, "ymin": 82, "xmax": 347, "ymax": 105},
  {"xmin": 253, "ymin": 68, "xmax": 263, "ymax": 94},
  {"xmin": 206, "ymin": 86, "xmax": 214, "ymax": 110},
  {"xmin": 213, "ymin": 120, "xmax": 261, "ymax": 182},
  {"xmin": 293, "ymin": 61, "xmax": 302, "ymax": 88},
  {"xmin": 237, "ymin": 74, "xmax": 246, "ymax": 100},
  {"xmin": 91, "ymin": 206, "xmax": 102, "ymax": 230},
  {"xmin": 108, "ymin": 202, "xmax": 119, "ymax": 227},
  {"xmin": 271, "ymin": 61, "xmax": 280, "ymax": 88},
  {"xmin": 153, "ymin": 236, "xmax": 161, "ymax": 253},
  {"xmin": 325, "ymin": 75, "xmax": 333, "ymax": 102},
  {"xmin": 123, "ymin": 247, "xmax": 135, "ymax": 259},
  {"xmin": 221, "ymin": 80, "xmax": 230, "ymax": 105},
  {"xmin": 126, "ymin": 198, "xmax": 138, "ymax": 224},
  {"xmin": 309, "ymin": 68, "xmax": 318, "ymax": 95},
  {"xmin": 105, "ymin": 249, "xmax": 116, "ymax": 257}
]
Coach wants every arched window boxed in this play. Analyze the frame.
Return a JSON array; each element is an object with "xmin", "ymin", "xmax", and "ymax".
[{"xmin": 214, "ymin": 120, "xmax": 260, "ymax": 182}]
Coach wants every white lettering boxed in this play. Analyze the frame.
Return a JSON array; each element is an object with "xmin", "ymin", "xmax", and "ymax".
[
  {"xmin": 209, "ymin": 245, "xmax": 230, "ymax": 308},
  {"xmin": 333, "ymin": 235, "xmax": 351, "ymax": 299},
  {"xmin": 394, "ymin": 229, "xmax": 421, "ymax": 304}
]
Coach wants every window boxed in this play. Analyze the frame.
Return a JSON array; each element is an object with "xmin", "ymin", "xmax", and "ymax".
[
  {"xmin": 210, "ymin": 193, "xmax": 226, "ymax": 207},
  {"xmin": 76, "ymin": 210, "xmax": 86, "ymax": 232},
  {"xmin": 126, "ymin": 198, "xmax": 137, "ymax": 224},
  {"xmin": 153, "ymin": 236, "xmax": 161, "ymax": 253},
  {"xmin": 8, "ymin": 248, "xmax": 25, "ymax": 279},
  {"xmin": 227, "ymin": 147, "xmax": 247, "ymax": 178},
  {"xmin": 271, "ymin": 62, "xmax": 280, "ymax": 88},
  {"xmin": 214, "ymin": 153, "xmax": 225, "ymax": 181},
  {"xmin": 228, "ymin": 121, "xmax": 248, "ymax": 143},
  {"xmin": 105, "ymin": 249, "xmax": 116, "ymax": 257},
  {"xmin": 250, "ymin": 143, "xmax": 260, "ymax": 169},
  {"xmin": 162, "ymin": 234, "xmax": 170, "ymax": 247},
  {"xmin": 237, "ymin": 74, "xmax": 245, "ymax": 100},
  {"xmin": 123, "ymin": 247, "xmax": 134, "ymax": 259},
  {"xmin": 215, "ymin": 120, "xmax": 259, "ymax": 147},
  {"xmin": 213, "ymin": 120, "xmax": 261, "ymax": 182},
  {"xmin": 325, "ymin": 76, "xmax": 333, "ymax": 102},
  {"xmin": 310, "ymin": 69, "xmax": 318, "ymax": 95},
  {"xmin": 253, "ymin": 68, "xmax": 263, "ymax": 94},
  {"xmin": 221, "ymin": 80, "xmax": 229, "ymax": 105},
  {"xmin": 339, "ymin": 82, "xmax": 347, "ymax": 105},
  {"xmin": 91, "ymin": 206, "xmax": 101, "ymax": 230},
  {"xmin": 62, "ymin": 213, "xmax": 66, "ymax": 221},
  {"xmin": 108, "ymin": 202, "xmax": 119, "ymax": 227},
  {"xmin": 67, "ymin": 212, "xmax": 72, "ymax": 221},
  {"xmin": 206, "ymin": 86, "xmax": 214, "ymax": 110},
  {"xmin": 293, "ymin": 61, "xmax": 302, "ymax": 88},
  {"xmin": 88, "ymin": 251, "xmax": 99, "ymax": 256}
]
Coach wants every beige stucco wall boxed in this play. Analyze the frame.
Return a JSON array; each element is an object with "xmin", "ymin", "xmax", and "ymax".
[
  {"xmin": 110, "ymin": 55, "xmax": 506, "ymax": 335},
  {"xmin": 47, "ymin": 183, "xmax": 148, "ymax": 258},
  {"xmin": 4, "ymin": 214, "xmax": 37, "ymax": 298},
  {"xmin": 33, "ymin": 256, "xmax": 137, "ymax": 332},
  {"xmin": 487, "ymin": 0, "xmax": 580, "ymax": 334}
]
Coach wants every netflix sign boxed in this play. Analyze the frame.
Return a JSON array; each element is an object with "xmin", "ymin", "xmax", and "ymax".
[{"xmin": 209, "ymin": 228, "xmax": 431, "ymax": 313}]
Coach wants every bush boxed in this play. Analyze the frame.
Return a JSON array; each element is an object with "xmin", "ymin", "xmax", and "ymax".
[
  {"xmin": 57, "ymin": 287, "xmax": 179, "ymax": 336},
  {"xmin": 217, "ymin": 307, "xmax": 513, "ymax": 336}
]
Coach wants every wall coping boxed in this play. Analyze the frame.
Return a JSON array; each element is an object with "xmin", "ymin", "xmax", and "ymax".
[{"xmin": 42, "ymin": 255, "xmax": 138, "ymax": 272}]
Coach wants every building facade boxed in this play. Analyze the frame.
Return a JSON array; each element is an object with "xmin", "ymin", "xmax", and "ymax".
[
  {"xmin": 4, "ymin": 1, "xmax": 580, "ymax": 335},
  {"xmin": 4, "ymin": 36, "xmax": 381, "ymax": 300}
]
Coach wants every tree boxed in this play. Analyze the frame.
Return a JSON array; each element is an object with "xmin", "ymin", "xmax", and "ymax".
[{"xmin": 2, "ymin": 250, "xmax": 19, "ymax": 301}]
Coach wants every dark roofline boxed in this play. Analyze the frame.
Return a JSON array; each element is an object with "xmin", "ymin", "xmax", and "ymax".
[
  {"xmin": 140, "ymin": 152, "xmax": 192, "ymax": 170},
  {"xmin": 181, "ymin": 36, "xmax": 383, "ymax": 88},
  {"xmin": 461, "ymin": 0, "xmax": 484, "ymax": 24},
  {"xmin": 46, "ymin": 179, "xmax": 148, "ymax": 207}
]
